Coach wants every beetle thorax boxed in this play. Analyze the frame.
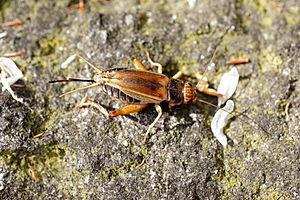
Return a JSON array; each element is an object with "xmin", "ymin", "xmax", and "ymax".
[{"xmin": 167, "ymin": 79, "xmax": 184, "ymax": 105}]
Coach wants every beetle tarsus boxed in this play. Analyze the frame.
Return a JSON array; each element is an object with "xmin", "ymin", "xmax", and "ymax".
[{"xmin": 75, "ymin": 96, "xmax": 109, "ymax": 118}]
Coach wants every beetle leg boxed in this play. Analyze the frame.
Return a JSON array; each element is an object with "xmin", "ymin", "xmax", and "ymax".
[
  {"xmin": 144, "ymin": 104, "xmax": 162, "ymax": 143},
  {"xmin": 75, "ymin": 96, "xmax": 110, "ymax": 118},
  {"xmin": 196, "ymin": 75, "xmax": 224, "ymax": 97},
  {"xmin": 146, "ymin": 51, "xmax": 163, "ymax": 74},
  {"xmin": 133, "ymin": 58, "xmax": 148, "ymax": 71},
  {"xmin": 109, "ymin": 104, "xmax": 148, "ymax": 117},
  {"xmin": 172, "ymin": 71, "xmax": 183, "ymax": 79}
]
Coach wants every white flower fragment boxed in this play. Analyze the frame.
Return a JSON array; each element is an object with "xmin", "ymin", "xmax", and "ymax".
[
  {"xmin": 61, "ymin": 54, "xmax": 77, "ymax": 68},
  {"xmin": 0, "ymin": 57, "xmax": 24, "ymax": 103},
  {"xmin": 187, "ymin": 0, "xmax": 197, "ymax": 9},
  {"xmin": 0, "ymin": 57, "xmax": 23, "ymax": 85},
  {"xmin": 217, "ymin": 67, "xmax": 239, "ymax": 107},
  {"xmin": 0, "ymin": 31, "xmax": 7, "ymax": 39},
  {"xmin": 211, "ymin": 100, "xmax": 234, "ymax": 147}
]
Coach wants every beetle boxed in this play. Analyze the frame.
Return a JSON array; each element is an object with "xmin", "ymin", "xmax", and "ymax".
[{"xmin": 49, "ymin": 52, "xmax": 224, "ymax": 143}]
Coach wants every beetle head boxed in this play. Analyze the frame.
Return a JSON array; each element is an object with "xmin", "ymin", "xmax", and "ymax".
[{"xmin": 183, "ymin": 82, "xmax": 196, "ymax": 103}]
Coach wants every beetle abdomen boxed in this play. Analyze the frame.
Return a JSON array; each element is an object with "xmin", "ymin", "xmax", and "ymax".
[{"xmin": 102, "ymin": 84, "xmax": 141, "ymax": 104}]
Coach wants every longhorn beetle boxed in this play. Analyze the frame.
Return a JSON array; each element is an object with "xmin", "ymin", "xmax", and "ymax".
[{"xmin": 49, "ymin": 52, "xmax": 225, "ymax": 143}]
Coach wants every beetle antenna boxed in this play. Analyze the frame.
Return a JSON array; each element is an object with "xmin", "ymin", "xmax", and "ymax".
[
  {"xmin": 58, "ymin": 82, "xmax": 100, "ymax": 98},
  {"xmin": 76, "ymin": 53, "xmax": 103, "ymax": 74},
  {"xmin": 196, "ymin": 98, "xmax": 270, "ymax": 135},
  {"xmin": 49, "ymin": 78, "xmax": 96, "ymax": 84},
  {"xmin": 198, "ymin": 26, "xmax": 232, "ymax": 85},
  {"xmin": 197, "ymin": 98, "xmax": 219, "ymax": 109}
]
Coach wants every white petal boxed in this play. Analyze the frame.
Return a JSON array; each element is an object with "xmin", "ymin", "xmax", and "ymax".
[
  {"xmin": 217, "ymin": 67, "xmax": 239, "ymax": 106},
  {"xmin": 211, "ymin": 100, "xmax": 234, "ymax": 147},
  {"xmin": 61, "ymin": 54, "xmax": 77, "ymax": 68},
  {"xmin": 187, "ymin": 0, "xmax": 197, "ymax": 9},
  {"xmin": 0, "ymin": 31, "xmax": 7, "ymax": 39},
  {"xmin": 1, "ymin": 70, "xmax": 23, "ymax": 103},
  {"xmin": 0, "ymin": 57, "xmax": 24, "ymax": 86},
  {"xmin": 0, "ymin": 57, "xmax": 24, "ymax": 103}
]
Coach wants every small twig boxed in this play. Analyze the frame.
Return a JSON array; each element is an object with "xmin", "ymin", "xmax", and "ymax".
[
  {"xmin": 79, "ymin": 0, "xmax": 85, "ymax": 12},
  {"xmin": 226, "ymin": 58, "xmax": 250, "ymax": 65},
  {"xmin": 135, "ymin": 159, "xmax": 145, "ymax": 169},
  {"xmin": 91, "ymin": 0, "xmax": 112, "ymax": 3},
  {"xmin": 3, "ymin": 50, "xmax": 26, "ymax": 57},
  {"xmin": 285, "ymin": 101, "xmax": 291, "ymax": 121},
  {"xmin": 28, "ymin": 163, "xmax": 39, "ymax": 183},
  {"xmin": 11, "ymin": 83, "xmax": 25, "ymax": 88},
  {"xmin": 2, "ymin": 20, "xmax": 25, "ymax": 27},
  {"xmin": 32, "ymin": 132, "xmax": 45, "ymax": 138}
]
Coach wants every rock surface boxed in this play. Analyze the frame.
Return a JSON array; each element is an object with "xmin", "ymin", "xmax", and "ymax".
[{"xmin": 0, "ymin": 0, "xmax": 299, "ymax": 199}]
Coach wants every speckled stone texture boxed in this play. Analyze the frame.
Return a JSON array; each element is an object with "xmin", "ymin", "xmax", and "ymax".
[{"xmin": 0, "ymin": 0, "xmax": 299, "ymax": 199}]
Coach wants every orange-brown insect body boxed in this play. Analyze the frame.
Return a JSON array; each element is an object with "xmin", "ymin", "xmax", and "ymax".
[
  {"xmin": 49, "ymin": 53, "xmax": 222, "ymax": 143},
  {"xmin": 96, "ymin": 68, "xmax": 195, "ymax": 106}
]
